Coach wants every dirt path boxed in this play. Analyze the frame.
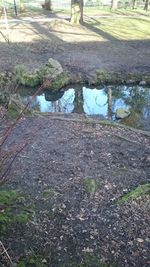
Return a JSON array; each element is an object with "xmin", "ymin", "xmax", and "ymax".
[
  {"xmin": 0, "ymin": 18, "xmax": 150, "ymax": 75},
  {"xmin": 0, "ymin": 115, "xmax": 150, "ymax": 266}
]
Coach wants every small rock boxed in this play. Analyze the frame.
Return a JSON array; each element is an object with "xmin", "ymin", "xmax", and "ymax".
[
  {"xmin": 115, "ymin": 108, "xmax": 130, "ymax": 119},
  {"xmin": 126, "ymin": 79, "xmax": 136, "ymax": 84},
  {"xmin": 139, "ymin": 81, "xmax": 146, "ymax": 86},
  {"xmin": 42, "ymin": 259, "xmax": 47, "ymax": 263},
  {"xmin": 137, "ymin": 238, "xmax": 144, "ymax": 243}
]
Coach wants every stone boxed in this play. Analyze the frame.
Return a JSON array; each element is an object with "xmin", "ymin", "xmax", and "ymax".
[
  {"xmin": 115, "ymin": 108, "xmax": 130, "ymax": 119},
  {"xmin": 137, "ymin": 238, "xmax": 144, "ymax": 243},
  {"xmin": 38, "ymin": 58, "xmax": 63, "ymax": 81},
  {"xmin": 139, "ymin": 81, "xmax": 146, "ymax": 86},
  {"xmin": 15, "ymin": 58, "xmax": 70, "ymax": 90}
]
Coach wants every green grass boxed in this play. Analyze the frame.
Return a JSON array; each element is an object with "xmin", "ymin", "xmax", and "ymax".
[
  {"xmin": 83, "ymin": 178, "xmax": 97, "ymax": 194},
  {"xmin": 88, "ymin": 16, "xmax": 150, "ymax": 40},
  {"xmin": 116, "ymin": 183, "xmax": 150, "ymax": 204}
]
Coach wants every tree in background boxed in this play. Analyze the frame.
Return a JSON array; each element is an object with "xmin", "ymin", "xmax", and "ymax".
[
  {"xmin": 42, "ymin": 0, "xmax": 52, "ymax": 10},
  {"xmin": 132, "ymin": 0, "xmax": 137, "ymax": 9},
  {"xmin": 71, "ymin": 0, "xmax": 84, "ymax": 24},
  {"xmin": 144, "ymin": 0, "xmax": 149, "ymax": 11},
  {"xmin": 19, "ymin": 0, "xmax": 25, "ymax": 13},
  {"xmin": 111, "ymin": 0, "xmax": 118, "ymax": 10}
]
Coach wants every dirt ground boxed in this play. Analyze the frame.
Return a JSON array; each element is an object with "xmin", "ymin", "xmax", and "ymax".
[
  {"xmin": 0, "ymin": 114, "xmax": 150, "ymax": 267},
  {"xmin": 0, "ymin": 15, "xmax": 150, "ymax": 267},
  {"xmin": 0, "ymin": 18, "xmax": 150, "ymax": 76}
]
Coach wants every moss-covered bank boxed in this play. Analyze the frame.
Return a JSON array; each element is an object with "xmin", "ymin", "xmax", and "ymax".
[{"xmin": 0, "ymin": 190, "xmax": 30, "ymax": 234}]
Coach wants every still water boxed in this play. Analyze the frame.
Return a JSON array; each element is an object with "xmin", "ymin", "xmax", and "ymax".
[{"xmin": 19, "ymin": 85, "xmax": 150, "ymax": 131}]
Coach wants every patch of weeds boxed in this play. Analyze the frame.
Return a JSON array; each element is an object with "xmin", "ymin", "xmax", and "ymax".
[
  {"xmin": 83, "ymin": 178, "xmax": 97, "ymax": 194},
  {"xmin": 17, "ymin": 254, "xmax": 48, "ymax": 267},
  {"xmin": 42, "ymin": 188, "xmax": 59, "ymax": 199},
  {"xmin": 0, "ymin": 190, "xmax": 30, "ymax": 234},
  {"xmin": 116, "ymin": 183, "xmax": 150, "ymax": 204}
]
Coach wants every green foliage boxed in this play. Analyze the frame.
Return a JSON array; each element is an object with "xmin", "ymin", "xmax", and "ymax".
[
  {"xmin": 17, "ymin": 255, "xmax": 48, "ymax": 267},
  {"xmin": 0, "ymin": 190, "xmax": 30, "ymax": 234},
  {"xmin": 83, "ymin": 178, "xmax": 97, "ymax": 194},
  {"xmin": 116, "ymin": 183, "xmax": 150, "ymax": 204},
  {"xmin": 15, "ymin": 65, "xmax": 41, "ymax": 87}
]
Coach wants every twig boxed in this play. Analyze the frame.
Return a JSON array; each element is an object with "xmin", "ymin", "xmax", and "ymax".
[
  {"xmin": 0, "ymin": 240, "xmax": 13, "ymax": 266},
  {"xmin": 0, "ymin": 143, "xmax": 27, "ymax": 184}
]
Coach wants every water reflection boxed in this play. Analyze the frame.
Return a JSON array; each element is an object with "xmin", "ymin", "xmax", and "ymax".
[
  {"xmin": 36, "ymin": 89, "xmax": 75, "ymax": 113},
  {"xmin": 19, "ymin": 85, "xmax": 150, "ymax": 131}
]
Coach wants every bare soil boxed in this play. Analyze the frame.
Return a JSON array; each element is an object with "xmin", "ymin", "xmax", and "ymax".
[
  {"xmin": 0, "ymin": 114, "xmax": 150, "ymax": 267},
  {"xmin": 0, "ymin": 19, "xmax": 150, "ymax": 76},
  {"xmin": 0, "ymin": 16, "xmax": 150, "ymax": 267}
]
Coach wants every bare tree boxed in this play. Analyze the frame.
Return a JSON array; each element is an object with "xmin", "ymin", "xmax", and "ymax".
[
  {"xmin": 144, "ymin": 0, "xmax": 149, "ymax": 11},
  {"xmin": 19, "ymin": 0, "xmax": 25, "ymax": 13},
  {"xmin": 132, "ymin": 0, "xmax": 136, "ymax": 9},
  {"xmin": 42, "ymin": 0, "xmax": 52, "ymax": 10},
  {"xmin": 111, "ymin": 0, "xmax": 118, "ymax": 10},
  {"xmin": 71, "ymin": 0, "xmax": 84, "ymax": 24}
]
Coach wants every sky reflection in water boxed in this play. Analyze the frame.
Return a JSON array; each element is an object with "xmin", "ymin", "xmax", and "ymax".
[{"xmin": 20, "ymin": 85, "xmax": 150, "ymax": 130}]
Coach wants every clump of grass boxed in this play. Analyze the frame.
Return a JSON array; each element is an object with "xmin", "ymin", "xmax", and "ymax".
[
  {"xmin": 83, "ymin": 178, "xmax": 97, "ymax": 194},
  {"xmin": 116, "ymin": 183, "xmax": 150, "ymax": 204}
]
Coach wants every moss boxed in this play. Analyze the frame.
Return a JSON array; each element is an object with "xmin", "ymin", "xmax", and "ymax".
[
  {"xmin": 83, "ymin": 178, "xmax": 97, "ymax": 194},
  {"xmin": 17, "ymin": 255, "xmax": 48, "ymax": 267},
  {"xmin": 15, "ymin": 60, "xmax": 70, "ymax": 90},
  {"xmin": 7, "ymin": 105, "xmax": 20, "ymax": 118},
  {"xmin": 0, "ymin": 190, "xmax": 30, "ymax": 234},
  {"xmin": 116, "ymin": 183, "xmax": 150, "ymax": 204},
  {"xmin": 0, "ymin": 72, "xmax": 14, "ymax": 91},
  {"xmin": 95, "ymin": 70, "xmax": 144, "ymax": 85},
  {"xmin": 15, "ymin": 65, "xmax": 41, "ymax": 87},
  {"xmin": 43, "ymin": 72, "xmax": 70, "ymax": 90}
]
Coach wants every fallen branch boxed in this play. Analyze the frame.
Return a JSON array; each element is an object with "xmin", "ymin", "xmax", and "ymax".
[{"xmin": 0, "ymin": 240, "xmax": 13, "ymax": 266}]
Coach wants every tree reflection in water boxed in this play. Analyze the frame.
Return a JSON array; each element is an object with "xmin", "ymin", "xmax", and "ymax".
[{"xmin": 20, "ymin": 85, "xmax": 150, "ymax": 130}]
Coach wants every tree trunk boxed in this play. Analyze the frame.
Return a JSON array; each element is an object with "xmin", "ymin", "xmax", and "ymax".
[
  {"xmin": 107, "ymin": 87, "xmax": 113, "ymax": 119},
  {"xmin": 71, "ymin": 0, "xmax": 84, "ymax": 25},
  {"xmin": 42, "ymin": 0, "xmax": 51, "ymax": 11},
  {"xmin": 111, "ymin": 0, "xmax": 118, "ymax": 10},
  {"xmin": 132, "ymin": 0, "xmax": 136, "ymax": 9},
  {"xmin": 73, "ymin": 89, "xmax": 84, "ymax": 113},
  {"xmin": 144, "ymin": 0, "xmax": 149, "ymax": 11},
  {"xmin": 20, "ymin": 0, "xmax": 25, "ymax": 13},
  {"xmin": 14, "ymin": 0, "xmax": 18, "ymax": 17}
]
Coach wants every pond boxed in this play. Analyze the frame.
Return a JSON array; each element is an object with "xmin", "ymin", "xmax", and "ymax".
[{"xmin": 18, "ymin": 85, "xmax": 150, "ymax": 131}]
